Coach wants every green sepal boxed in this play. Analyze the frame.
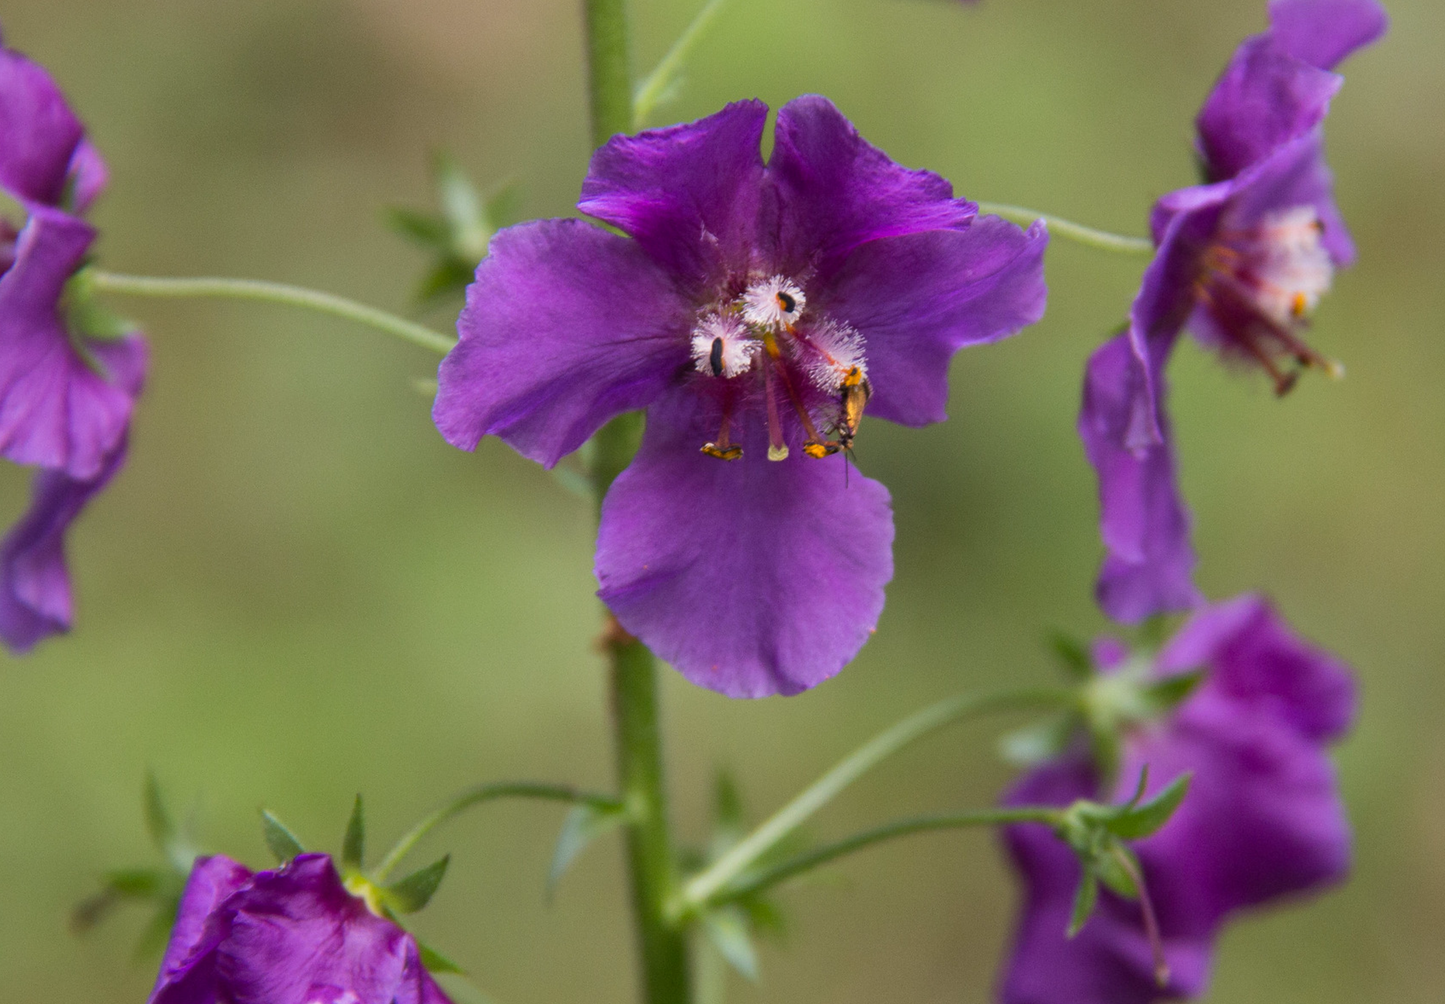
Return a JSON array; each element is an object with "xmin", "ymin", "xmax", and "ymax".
[
  {"xmin": 1094, "ymin": 844, "xmax": 1140, "ymax": 899},
  {"xmin": 417, "ymin": 938, "xmax": 466, "ymax": 975},
  {"xmin": 1046, "ymin": 630, "xmax": 1095, "ymax": 680},
  {"xmin": 104, "ymin": 867, "xmax": 169, "ymax": 899},
  {"xmin": 341, "ymin": 795, "xmax": 365, "ymax": 871},
  {"xmin": 63, "ymin": 269, "xmax": 139, "ymax": 342},
  {"xmin": 386, "ymin": 207, "xmax": 450, "ymax": 249},
  {"xmin": 261, "ymin": 810, "xmax": 306, "ymax": 864},
  {"xmin": 1138, "ymin": 671, "xmax": 1205, "ymax": 716},
  {"xmin": 999, "ymin": 713, "xmax": 1078, "ymax": 768},
  {"xmin": 548, "ymin": 803, "xmax": 627, "ymax": 898},
  {"xmin": 701, "ymin": 904, "xmax": 760, "ymax": 981},
  {"xmin": 1106, "ymin": 773, "xmax": 1193, "ymax": 841},
  {"xmin": 1067, "ymin": 871, "xmax": 1099, "ymax": 937},
  {"xmin": 384, "ymin": 855, "xmax": 450, "ymax": 914}
]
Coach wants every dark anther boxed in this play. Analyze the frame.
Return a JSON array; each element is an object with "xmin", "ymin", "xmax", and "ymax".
[
  {"xmin": 709, "ymin": 337, "xmax": 725, "ymax": 377},
  {"xmin": 776, "ymin": 291, "xmax": 796, "ymax": 313}
]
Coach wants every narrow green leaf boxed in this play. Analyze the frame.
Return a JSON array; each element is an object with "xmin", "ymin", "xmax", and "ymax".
[
  {"xmin": 385, "ymin": 855, "xmax": 450, "ymax": 914},
  {"xmin": 1094, "ymin": 843, "xmax": 1141, "ymax": 899},
  {"xmin": 548, "ymin": 804, "xmax": 626, "ymax": 897},
  {"xmin": 1046, "ymin": 630, "xmax": 1095, "ymax": 679},
  {"xmin": 261, "ymin": 810, "xmax": 305, "ymax": 864},
  {"xmin": 1067, "ymin": 873, "xmax": 1099, "ymax": 937},
  {"xmin": 417, "ymin": 938, "xmax": 466, "ymax": 975},
  {"xmin": 483, "ymin": 182, "xmax": 522, "ymax": 230},
  {"xmin": 342, "ymin": 795, "xmax": 365, "ymax": 871},
  {"xmin": 1124, "ymin": 765, "xmax": 1151, "ymax": 809},
  {"xmin": 386, "ymin": 207, "xmax": 450, "ymax": 249},
  {"xmin": 1139, "ymin": 670, "xmax": 1205, "ymax": 714},
  {"xmin": 999, "ymin": 714, "xmax": 1077, "ymax": 767},
  {"xmin": 413, "ymin": 259, "xmax": 474, "ymax": 304},
  {"xmin": 1107, "ymin": 773, "xmax": 1193, "ymax": 840},
  {"xmin": 143, "ymin": 771, "xmax": 176, "ymax": 856},
  {"xmin": 106, "ymin": 868, "xmax": 166, "ymax": 899},
  {"xmin": 434, "ymin": 155, "xmax": 491, "ymax": 261},
  {"xmin": 702, "ymin": 905, "xmax": 760, "ymax": 981}
]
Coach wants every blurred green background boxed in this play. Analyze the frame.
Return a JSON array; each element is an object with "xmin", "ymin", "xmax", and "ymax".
[{"xmin": 0, "ymin": 0, "xmax": 1440, "ymax": 1001}]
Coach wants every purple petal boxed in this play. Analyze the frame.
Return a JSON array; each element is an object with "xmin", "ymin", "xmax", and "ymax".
[
  {"xmin": 434, "ymin": 219, "xmax": 693, "ymax": 467},
  {"xmin": 821, "ymin": 216, "xmax": 1048, "ymax": 427},
  {"xmin": 769, "ymin": 95, "xmax": 976, "ymax": 283},
  {"xmin": 0, "ymin": 206, "xmax": 143, "ymax": 478},
  {"xmin": 215, "ymin": 855, "xmax": 446, "ymax": 1004},
  {"xmin": 0, "ymin": 430, "xmax": 130, "ymax": 653},
  {"xmin": 1268, "ymin": 0, "xmax": 1389, "ymax": 70},
  {"xmin": 577, "ymin": 100, "xmax": 767, "ymax": 294},
  {"xmin": 1196, "ymin": 37, "xmax": 1341, "ymax": 182},
  {"xmin": 66, "ymin": 138, "xmax": 108, "ymax": 212},
  {"xmin": 0, "ymin": 40, "xmax": 87, "ymax": 207},
  {"xmin": 1157, "ymin": 595, "xmax": 1356, "ymax": 743},
  {"xmin": 1222, "ymin": 129, "xmax": 1355, "ymax": 265},
  {"xmin": 1080, "ymin": 335, "xmax": 1199, "ymax": 624},
  {"xmin": 151, "ymin": 855, "xmax": 254, "ymax": 1004},
  {"xmin": 595, "ymin": 389, "xmax": 893, "ymax": 698}
]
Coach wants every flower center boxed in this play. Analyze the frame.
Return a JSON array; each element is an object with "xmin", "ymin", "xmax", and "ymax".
[
  {"xmin": 1199, "ymin": 206, "xmax": 1341, "ymax": 395},
  {"xmin": 688, "ymin": 275, "xmax": 872, "ymax": 462}
]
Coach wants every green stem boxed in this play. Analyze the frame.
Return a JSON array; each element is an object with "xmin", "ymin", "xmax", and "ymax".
[
  {"xmin": 88, "ymin": 271, "xmax": 457, "ymax": 355},
  {"xmin": 585, "ymin": 0, "xmax": 635, "ymax": 147},
  {"xmin": 373, "ymin": 783, "xmax": 616, "ymax": 882},
  {"xmin": 710, "ymin": 806, "xmax": 1063, "ymax": 905},
  {"xmin": 584, "ymin": 4, "xmax": 690, "ymax": 1001},
  {"xmin": 675, "ymin": 687, "xmax": 1074, "ymax": 913},
  {"xmin": 974, "ymin": 203, "xmax": 1155, "ymax": 255},
  {"xmin": 633, "ymin": 0, "xmax": 728, "ymax": 128}
]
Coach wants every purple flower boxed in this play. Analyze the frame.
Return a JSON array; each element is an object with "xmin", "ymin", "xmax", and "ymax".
[
  {"xmin": 1083, "ymin": 0, "xmax": 1385, "ymax": 622},
  {"xmin": 0, "ymin": 27, "xmax": 146, "ymax": 652},
  {"xmin": 434, "ymin": 97, "xmax": 1047, "ymax": 697},
  {"xmin": 998, "ymin": 595, "xmax": 1356, "ymax": 1004},
  {"xmin": 151, "ymin": 853, "xmax": 453, "ymax": 1004}
]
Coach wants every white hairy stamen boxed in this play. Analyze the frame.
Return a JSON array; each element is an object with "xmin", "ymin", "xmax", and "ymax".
[
  {"xmin": 1240, "ymin": 206, "xmax": 1335, "ymax": 325},
  {"xmin": 740, "ymin": 275, "xmax": 807, "ymax": 331},
  {"xmin": 800, "ymin": 319, "xmax": 868, "ymax": 394},
  {"xmin": 691, "ymin": 314, "xmax": 760, "ymax": 378}
]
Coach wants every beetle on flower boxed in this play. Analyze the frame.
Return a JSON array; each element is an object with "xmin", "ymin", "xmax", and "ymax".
[{"xmin": 434, "ymin": 96, "xmax": 1048, "ymax": 698}]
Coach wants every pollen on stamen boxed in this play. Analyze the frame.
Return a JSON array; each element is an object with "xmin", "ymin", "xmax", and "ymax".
[
  {"xmin": 740, "ymin": 276, "xmax": 807, "ymax": 331},
  {"xmin": 1242, "ymin": 206, "xmax": 1334, "ymax": 326},
  {"xmin": 690, "ymin": 314, "xmax": 759, "ymax": 378},
  {"xmin": 799, "ymin": 318, "xmax": 868, "ymax": 394}
]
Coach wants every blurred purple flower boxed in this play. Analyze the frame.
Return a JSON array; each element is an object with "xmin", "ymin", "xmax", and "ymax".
[
  {"xmin": 998, "ymin": 595, "xmax": 1356, "ymax": 1004},
  {"xmin": 1084, "ymin": 0, "xmax": 1386, "ymax": 623},
  {"xmin": 151, "ymin": 853, "xmax": 453, "ymax": 1004},
  {"xmin": 0, "ymin": 27, "xmax": 147, "ymax": 652},
  {"xmin": 434, "ymin": 97, "xmax": 1048, "ymax": 697}
]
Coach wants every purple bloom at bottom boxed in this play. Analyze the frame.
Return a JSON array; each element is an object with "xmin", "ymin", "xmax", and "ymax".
[
  {"xmin": 151, "ymin": 853, "xmax": 453, "ymax": 1004},
  {"xmin": 434, "ymin": 96, "xmax": 1047, "ymax": 697},
  {"xmin": 997, "ymin": 595, "xmax": 1356, "ymax": 1004}
]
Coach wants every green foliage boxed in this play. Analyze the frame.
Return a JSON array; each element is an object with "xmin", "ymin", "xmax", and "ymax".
[
  {"xmin": 342, "ymin": 795, "xmax": 366, "ymax": 871},
  {"xmin": 384, "ymin": 855, "xmax": 450, "ymax": 913},
  {"xmin": 548, "ymin": 803, "xmax": 628, "ymax": 898},
  {"xmin": 261, "ymin": 810, "xmax": 306, "ymax": 864}
]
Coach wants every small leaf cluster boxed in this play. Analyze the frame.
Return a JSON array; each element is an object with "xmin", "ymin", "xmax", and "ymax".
[{"xmin": 388, "ymin": 155, "xmax": 518, "ymax": 305}]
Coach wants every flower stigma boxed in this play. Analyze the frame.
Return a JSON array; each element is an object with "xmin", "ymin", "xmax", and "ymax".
[{"xmin": 1199, "ymin": 206, "xmax": 1342, "ymax": 394}]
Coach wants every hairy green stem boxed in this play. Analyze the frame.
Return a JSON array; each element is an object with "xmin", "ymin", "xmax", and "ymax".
[
  {"xmin": 710, "ymin": 806, "xmax": 1063, "ymax": 905},
  {"xmin": 634, "ymin": 0, "xmax": 728, "ymax": 128},
  {"xmin": 975, "ymin": 203, "xmax": 1155, "ymax": 255},
  {"xmin": 585, "ymin": 4, "xmax": 691, "ymax": 1002},
  {"xmin": 373, "ymin": 783, "xmax": 617, "ymax": 882},
  {"xmin": 87, "ymin": 271, "xmax": 456, "ymax": 354},
  {"xmin": 676, "ymin": 688, "xmax": 1074, "ymax": 913}
]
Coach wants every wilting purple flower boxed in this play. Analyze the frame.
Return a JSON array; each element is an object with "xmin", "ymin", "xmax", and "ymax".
[
  {"xmin": 1083, "ymin": 0, "xmax": 1386, "ymax": 623},
  {"xmin": 151, "ymin": 853, "xmax": 453, "ymax": 1004},
  {"xmin": 0, "ymin": 28, "xmax": 146, "ymax": 652},
  {"xmin": 998, "ymin": 595, "xmax": 1356, "ymax": 1004},
  {"xmin": 434, "ymin": 97, "xmax": 1047, "ymax": 697}
]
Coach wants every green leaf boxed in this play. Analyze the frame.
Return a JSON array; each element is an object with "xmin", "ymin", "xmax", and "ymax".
[
  {"xmin": 548, "ymin": 804, "xmax": 627, "ymax": 897},
  {"xmin": 483, "ymin": 182, "xmax": 522, "ymax": 230},
  {"xmin": 1139, "ymin": 670, "xmax": 1205, "ymax": 715},
  {"xmin": 261, "ymin": 810, "xmax": 305, "ymax": 864},
  {"xmin": 1107, "ymin": 773, "xmax": 1193, "ymax": 840},
  {"xmin": 1046, "ymin": 630, "xmax": 1095, "ymax": 680},
  {"xmin": 434, "ymin": 155, "xmax": 491, "ymax": 262},
  {"xmin": 105, "ymin": 868, "xmax": 167, "ymax": 899},
  {"xmin": 386, "ymin": 207, "xmax": 450, "ymax": 249},
  {"xmin": 999, "ymin": 713, "xmax": 1077, "ymax": 767},
  {"xmin": 1067, "ymin": 872, "xmax": 1099, "ymax": 937},
  {"xmin": 417, "ymin": 938, "xmax": 466, "ymax": 975},
  {"xmin": 385, "ymin": 855, "xmax": 450, "ymax": 913},
  {"xmin": 1094, "ymin": 843, "xmax": 1140, "ymax": 899},
  {"xmin": 342, "ymin": 795, "xmax": 365, "ymax": 871},
  {"xmin": 413, "ymin": 258, "xmax": 475, "ymax": 305},
  {"xmin": 702, "ymin": 905, "xmax": 760, "ymax": 981},
  {"xmin": 143, "ymin": 771, "xmax": 176, "ymax": 856}
]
